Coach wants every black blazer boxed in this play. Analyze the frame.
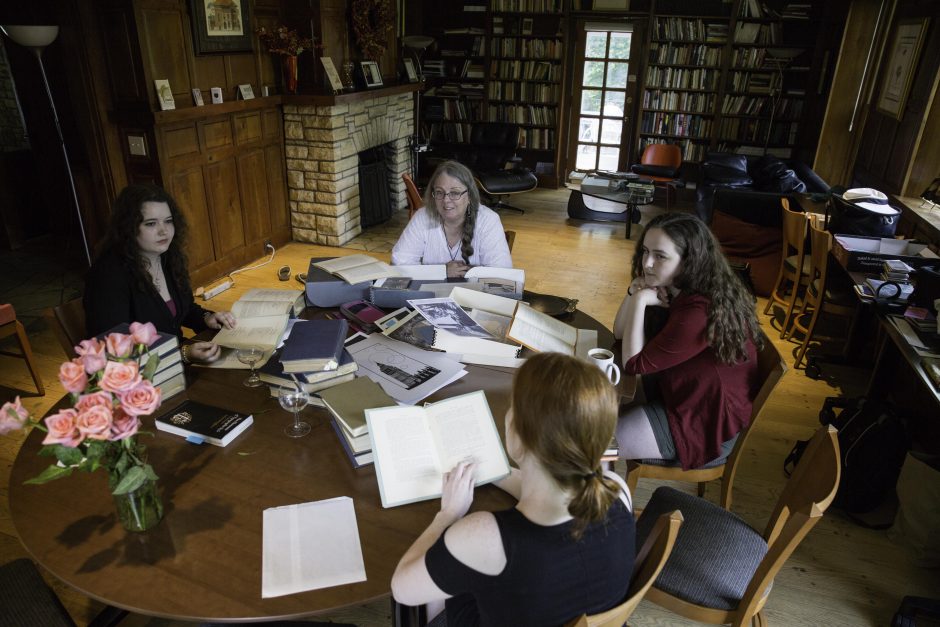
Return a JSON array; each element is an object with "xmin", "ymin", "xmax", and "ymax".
[{"xmin": 84, "ymin": 250, "xmax": 209, "ymax": 338}]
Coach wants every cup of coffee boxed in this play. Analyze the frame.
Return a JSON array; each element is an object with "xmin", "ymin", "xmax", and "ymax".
[{"xmin": 587, "ymin": 348, "xmax": 621, "ymax": 385}]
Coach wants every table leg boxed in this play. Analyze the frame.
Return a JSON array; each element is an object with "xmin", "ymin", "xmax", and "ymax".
[{"xmin": 625, "ymin": 202, "xmax": 637, "ymax": 239}]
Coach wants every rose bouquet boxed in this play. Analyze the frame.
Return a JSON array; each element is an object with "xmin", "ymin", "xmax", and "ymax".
[{"xmin": 1, "ymin": 322, "xmax": 166, "ymax": 531}]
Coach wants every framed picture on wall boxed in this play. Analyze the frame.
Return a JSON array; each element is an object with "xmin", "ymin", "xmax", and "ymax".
[
  {"xmin": 361, "ymin": 61, "xmax": 383, "ymax": 88},
  {"xmin": 190, "ymin": 0, "xmax": 253, "ymax": 55},
  {"xmin": 876, "ymin": 18, "xmax": 929, "ymax": 120},
  {"xmin": 402, "ymin": 58, "xmax": 419, "ymax": 83}
]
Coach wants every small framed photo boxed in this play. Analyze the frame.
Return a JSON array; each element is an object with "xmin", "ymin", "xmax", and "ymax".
[
  {"xmin": 210, "ymin": 87, "xmax": 223, "ymax": 104},
  {"xmin": 237, "ymin": 84, "xmax": 254, "ymax": 100},
  {"xmin": 360, "ymin": 60, "xmax": 383, "ymax": 88},
  {"xmin": 521, "ymin": 18, "xmax": 534, "ymax": 36},
  {"xmin": 876, "ymin": 18, "xmax": 929, "ymax": 120},
  {"xmin": 192, "ymin": 88, "xmax": 205, "ymax": 106},
  {"xmin": 320, "ymin": 57, "xmax": 345, "ymax": 93},
  {"xmin": 402, "ymin": 57, "xmax": 419, "ymax": 83},
  {"xmin": 154, "ymin": 79, "xmax": 175, "ymax": 111}
]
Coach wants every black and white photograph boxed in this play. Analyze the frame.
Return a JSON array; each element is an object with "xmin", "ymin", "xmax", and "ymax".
[
  {"xmin": 385, "ymin": 311, "xmax": 440, "ymax": 351},
  {"xmin": 408, "ymin": 297, "xmax": 493, "ymax": 339}
]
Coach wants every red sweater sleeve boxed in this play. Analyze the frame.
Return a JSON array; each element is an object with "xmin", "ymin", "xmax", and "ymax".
[{"xmin": 623, "ymin": 294, "xmax": 709, "ymax": 375}]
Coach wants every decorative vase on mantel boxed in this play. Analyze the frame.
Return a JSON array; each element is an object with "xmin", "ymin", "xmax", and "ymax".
[{"xmin": 282, "ymin": 55, "xmax": 299, "ymax": 95}]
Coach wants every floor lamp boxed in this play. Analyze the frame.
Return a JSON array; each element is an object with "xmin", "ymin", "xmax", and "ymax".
[
  {"xmin": 1, "ymin": 25, "xmax": 92, "ymax": 267},
  {"xmin": 402, "ymin": 35, "xmax": 434, "ymax": 181}
]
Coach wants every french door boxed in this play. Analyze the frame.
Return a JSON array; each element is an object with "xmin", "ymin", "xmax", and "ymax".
[{"xmin": 566, "ymin": 20, "xmax": 645, "ymax": 174}]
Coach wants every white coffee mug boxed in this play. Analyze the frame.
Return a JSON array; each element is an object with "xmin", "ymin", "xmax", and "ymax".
[{"xmin": 587, "ymin": 348, "xmax": 621, "ymax": 385}]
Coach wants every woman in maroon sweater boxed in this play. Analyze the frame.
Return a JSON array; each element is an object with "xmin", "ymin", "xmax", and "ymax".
[{"xmin": 613, "ymin": 213, "xmax": 762, "ymax": 470}]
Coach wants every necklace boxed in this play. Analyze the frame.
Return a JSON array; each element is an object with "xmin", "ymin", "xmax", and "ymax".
[{"xmin": 442, "ymin": 224, "xmax": 460, "ymax": 262}]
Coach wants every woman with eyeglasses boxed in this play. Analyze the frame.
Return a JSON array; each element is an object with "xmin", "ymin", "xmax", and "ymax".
[{"xmin": 392, "ymin": 161, "xmax": 513, "ymax": 278}]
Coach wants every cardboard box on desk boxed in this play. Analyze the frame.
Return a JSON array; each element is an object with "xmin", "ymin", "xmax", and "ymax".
[
  {"xmin": 304, "ymin": 258, "xmax": 371, "ymax": 308},
  {"xmin": 833, "ymin": 235, "xmax": 939, "ymax": 272}
]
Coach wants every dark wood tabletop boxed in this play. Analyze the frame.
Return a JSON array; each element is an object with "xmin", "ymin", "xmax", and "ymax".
[{"xmin": 9, "ymin": 309, "xmax": 613, "ymax": 622}]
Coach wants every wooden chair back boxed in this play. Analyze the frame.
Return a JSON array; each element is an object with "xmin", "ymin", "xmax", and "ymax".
[
  {"xmin": 566, "ymin": 510, "xmax": 683, "ymax": 627},
  {"xmin": 627, "ymin": 330, "xmax": 786, "ymax": 510},
  {"xmin": 781, "ymin": 202, "xmax": 809, "ymax": 262},
  {"xmin": 0, "ymin": 304, "xmax": 44, "ymax": 395},
  {"xmin": 641, "ymin": 143, "xmax": 682, "ymax": 169},
  {"xmin": 45, "ymin": 298, "xmax": 86, "ymax": 359},
  {"xmin": 402, "ymin": 173, "xmax": 424, "ymax": 219},
  {"xmin": 764, "ymin": 200, "xmax": 810, "ymax": 337}
]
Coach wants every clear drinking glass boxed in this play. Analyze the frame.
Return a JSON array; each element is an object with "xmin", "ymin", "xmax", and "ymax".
[
  {"xmin": 236, "ymin": 347, "xmax": 265, "ymax": 387},
  {"xmin": 278, "ymin": 385, "xmax": 311, "ymax": 438}
]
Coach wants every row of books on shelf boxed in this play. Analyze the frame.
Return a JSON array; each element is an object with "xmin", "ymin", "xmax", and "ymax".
[
  {"xmin": 491, "ymin": 37, "xmax": 562, "ymax": 59},
  {"xmin": 487, "ymin": 81, "xmax": 559, "ymax": 103},
  {"xmin": 426, "ymin": 81, "xmax": 485, "ymax": 98},
  {"xmin": 425, "ymin": 98, "xmax": 483, "ymax": 122},
  {"xmin": 427, "ymin": 121, "xmax": 474, "ymax": 143},
  {"xmin": 643, "ymin": 90, "xmax": 716, "ymax": 112},
  {"xmin": 721, "ymin": 95, "xmax": 804, "ymax": 117},
  {"xmin": 715, "ymin": 143, "xmax": 792, "ymax": 158},
  {"xmin": 652, "ymin": 18, "xmax": 729, "ymax": 44},
  {"xmin": 487, "ymin": 103, "xmax": 557, "ymax": 126},
  {"xmin": 645, "ymin": 67, "xmax": 719, "ymax": 90},
  {"xmin": 728, "ymin": 71, "xmax": 782, "ymax": 94},
  {"xmin": 639, "ymin": 137, "xmax": 708, "ymax": 163},
  {"xmin": 439, "ymin": 36, "xmax": 486, "ymax": 57},
  {"xmin": 718, "ymin": 118, "xmax": 798, "ymax": 144},
  {"xmin": 442, "ymin": 27, "xmax": 486, "ymax": 35},
  {"xmin": 739, "ymin": 0, "xmax": 815, "ymax": 19},
  {"xmin": 518, "ymin": 128, "xmax": 555, "ymax": 150},
  {"xmin": 730, "ymin": 48, "xmax": 809, "ymax": 70},
  {"xmin": 733, "ymin": 22, "xmax": 785, "ymax": 45},
  {"xmin": 648, "ymin": 42, "xmax": 723, "ymax": 67},
  {"xmin": 490, "ymin": 0, "xmax": 563, "ymax": 11},
  {"xmin": 640, "ymin": 112, "xmax": 713, "ymax": 138},
  {"xmin": 492, "ymin": 59, "xmax": 560, "ymax": 81}
]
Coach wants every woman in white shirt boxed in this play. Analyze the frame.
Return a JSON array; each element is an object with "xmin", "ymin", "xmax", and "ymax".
[{"xmin": 392, "ymin": 161, "xmax": 513, "ymax": 277}]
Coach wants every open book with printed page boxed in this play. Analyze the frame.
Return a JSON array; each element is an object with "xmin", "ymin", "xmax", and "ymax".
[
  {"xmin": 506, "ymin": 302, "xmax": 597, "ymax": 358},
  {"xmin": 211, "ymin": 288, "xmax": 302, "ymax": 353},
  {"xmin": 313, "ymin": 254, "xmax": 397, "ymax": 284}
]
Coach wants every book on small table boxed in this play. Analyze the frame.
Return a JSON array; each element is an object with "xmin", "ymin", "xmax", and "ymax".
[{"xmin": 155, "ymin": 400, "xmax": 253, "ymax": 447}]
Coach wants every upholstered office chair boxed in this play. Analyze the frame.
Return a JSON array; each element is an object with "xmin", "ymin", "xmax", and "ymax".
[
  {"xmin": 0, "ymin": 559, "xmax": 75, "ymax": 626},
  {"xmin": 626, "ymin": 332, "xmax": 786, "ymax": 510},
  {"xmin": 0, "ymin": 303, "xmax": 44, "ymax": 394},
  {"xmin": 469, "ymin": 122, "xmax": 538, "ymax": 214},
  {"xmin": 631, "ymin": 144, "xmax": 682, "ymax": 209},
  {"xmin": 45, "ymin": 297, "xmax": 85, "ymax": 358},
  {"xmin": 402, "ymin": 172, "xmax": 424, "ymax": 219},
  {"xmin": 789, "ymin": 221, "xmax": 857, "ymax": 371},
  {"xmin": 566, "ymin": 510, "xmax": 683, "ymax": 627},
  {"xmin": 764, "ymin": 199, "xmax": 811, "ymax": 337},
  {"xmin": 635, "ymin": 425, "xmax": 840, "ymax": 627}
]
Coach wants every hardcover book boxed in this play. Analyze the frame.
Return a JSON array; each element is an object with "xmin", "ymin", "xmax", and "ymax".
[
  {"xmin": 258, "ymin": 346, "xmax": 358, "ymax": 390},
  {"xmin": 330, "ymin": 419, "xmax": 374, "ymax": 468},
  {"xmin": 319, "ymin": 376, "xmax": 396, "ymax": 438},
  {"xmin": 155, "ymin": 400, "xmax": 253, "ymax": 447},
  {"xmin": 280, "ymin": 319, "xmax": 349, "ymax": 372}
]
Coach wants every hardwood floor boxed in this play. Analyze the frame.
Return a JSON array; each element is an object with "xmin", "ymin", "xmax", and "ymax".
[{"xmin": 1, "ymin": 188, "xmax": 936, "ymax": 626}]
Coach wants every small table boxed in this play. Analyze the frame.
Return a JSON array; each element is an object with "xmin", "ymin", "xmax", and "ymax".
[{"xmin": 566, "ymin": 175, "xmax": 656, "ymax": 239}]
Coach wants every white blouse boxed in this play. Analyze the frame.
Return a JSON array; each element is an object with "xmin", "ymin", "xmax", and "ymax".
[{"xmin": 391, "ymin": 205, "xmax": 513, "ymax": 268}]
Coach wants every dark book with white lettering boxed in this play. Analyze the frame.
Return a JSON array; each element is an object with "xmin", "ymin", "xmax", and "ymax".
[
  {"xmin": 155, "ymin": 400, "xmax": 253, "ymax": 447},
  {"xmin": 280, "ymin": 318, "xmax": 348, "ymax": 372}
]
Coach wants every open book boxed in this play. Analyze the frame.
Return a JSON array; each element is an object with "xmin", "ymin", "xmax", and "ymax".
[
  {"xmin": 507, "ymin": 302, "xmax": 597, "ymax": 358},
  {"xmin": 366, "ymin": 390, "xmax": 510, "ymax": 508},
  {"xmin": 313, "ymin": 254, "xmax": 397, "ymax": 284},
  {"xmin": 430, "ymin": 287, "xmax": 522, "ymax": 365},
  {"xmin": 212, "ymin": 288, "xmax": 299, "ymax": 352}
]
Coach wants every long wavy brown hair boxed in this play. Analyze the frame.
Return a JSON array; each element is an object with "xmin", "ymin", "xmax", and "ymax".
[
  {"xmin": 100, "ymin": 184, "xmax": 192, "ymax": 298},
  {"xmin": 422, "ymin": 160, "xmax": 482, "ymax": 264},
  {"xmin": 631, "ymin": 212, "xmax": 761, "ymax": 363}
]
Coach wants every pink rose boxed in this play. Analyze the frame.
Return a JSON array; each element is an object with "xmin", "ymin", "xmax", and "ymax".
[
  {"xmin": 110, "ymin": 408, "xmax": 140, "ymax": 441},
  {"xmin": 58, "ymin": 359, "xmax": 88, "ymax": 394},
  {"xmin": 76, "ymin": 405, "xmax": 113, "ymax": 440},
  {"xmin": 98, "ymin": 361, "xmax": 141, "ymax": 393},
  {"xmin": 119, "ymin": 380, "xmax": 162, "ymax": 417},
  {"xmin": 75, "ymin": 391, "xmax": 115, "ymax": 413},
  {"xmin": 0, "ymin": 396, "xmax": 30, "ymax": 435},
  {"xmin": 129, "ymin": 321, "xmax": 159, "ymax": 347},
  {"xmin": 42, "ymin": 409, "xmax": 83, "ymax": 447},
  {"xmin": 105, "ymin": 333, "xmax": 134, "ymax": 358},
  {"xmin": 75, "ymin": 338, "xmax": 106, "ymax": 374}
]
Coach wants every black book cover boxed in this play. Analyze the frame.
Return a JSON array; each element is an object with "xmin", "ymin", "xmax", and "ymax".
[{"xmin": 154, "ymin": 400, "xmax": 253, "ymax": 447}]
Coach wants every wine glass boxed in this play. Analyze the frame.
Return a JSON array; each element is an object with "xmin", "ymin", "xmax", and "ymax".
[
  {"xmin": 278, "ymin": 385, "xmax": 311, "ymax": 438},
  {"xmin": 236, "ymin": 346, "xmax": 265, "ymax": 387}
]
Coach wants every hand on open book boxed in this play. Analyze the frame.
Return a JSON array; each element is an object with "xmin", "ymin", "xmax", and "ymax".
[
  {"xmin": 446, "ymin": 261, "xmax": 470, "ymax": 278},
  {"xmin": 189, "ymin": 341, "xmax": 222, "ymax": 363},
  {"xmin": 205, "ymin": 311, "xmax": 237, "ymax": 330},
  {"xmin": 440, "ymin": 460, "xmax": 477, "ymax": 525}
]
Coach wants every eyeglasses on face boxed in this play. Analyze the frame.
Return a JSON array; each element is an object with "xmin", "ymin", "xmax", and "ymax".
[{"xmin": 431, "ymin": 189, "xmax": 468, "ymax": 201}]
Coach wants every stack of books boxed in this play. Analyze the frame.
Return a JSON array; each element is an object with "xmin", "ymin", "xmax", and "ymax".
[
  {"xmin": 319, "ymin": 377, "xmax": 395, "ymax": 468},
  {"xmin": 903, "ymin": 306, "xmax": 938, "ymax": 334},
  {"xmin": 882, "ymin": 259, "xmax": 914, "ymax": 283},
  {"xmin": 102, "ymin": 323, "xmax": 186, "ymax": 399}
]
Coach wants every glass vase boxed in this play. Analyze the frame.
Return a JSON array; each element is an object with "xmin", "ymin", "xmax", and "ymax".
[
  {"xmin": 282, "ymin": 55, "xmax": 299, "ymax": 94},
  {"xmin": 112, "ymin": 478, "xmax": 164, "ymax": 532}
]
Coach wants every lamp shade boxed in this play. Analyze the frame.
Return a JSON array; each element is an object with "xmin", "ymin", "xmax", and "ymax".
[
  {"xmin": 1, "ymin": 25, "xmax": 59, "ymax": 50},
  {"xmin": 402, "ymin": 35, "xmax": 434, "ymax": 50}
]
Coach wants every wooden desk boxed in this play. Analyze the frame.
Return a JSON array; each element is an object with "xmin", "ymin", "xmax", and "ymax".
[{"xmin": 9, "ymin": 311, "xmax": 612, "ymax": 622}]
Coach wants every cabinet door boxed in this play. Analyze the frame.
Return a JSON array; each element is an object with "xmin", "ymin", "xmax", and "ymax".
[
  {"xmin": 265, "ymin": 143, "xmax": 289, "ymax": 233},
  {"xmin": 237, "ymin": 148, "xmax": 272, "ymax": 243},
  {"xmin": 170, "ymin": 166, "xmax": 215, "ymax": 270},
  {"xmin": 204, "ymin": 157, "xmax": 246, "ymax": 257}
]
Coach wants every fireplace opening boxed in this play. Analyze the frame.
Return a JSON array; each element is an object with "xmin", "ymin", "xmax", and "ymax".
[{"xmin": 358, "ymin": 143, "xmax": 397, "ymax": 228}]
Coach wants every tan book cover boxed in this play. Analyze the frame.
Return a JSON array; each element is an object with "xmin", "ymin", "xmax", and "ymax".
[{"xmin": 319, "ymin": 377, "xmax": 395, "ymax": 437}]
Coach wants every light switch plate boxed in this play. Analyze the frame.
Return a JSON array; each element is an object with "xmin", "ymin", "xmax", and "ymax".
[{"xmin": 128, "ymin": 135, "xmax": 147, "ymax": 157}]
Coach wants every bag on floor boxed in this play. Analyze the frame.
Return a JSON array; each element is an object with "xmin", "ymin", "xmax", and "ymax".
[{"xmin": 783, "ymin": 396, "xmax": 909, "ymax": 514}]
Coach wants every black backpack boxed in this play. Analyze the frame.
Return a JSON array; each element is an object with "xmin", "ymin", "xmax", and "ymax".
[{"xmin": 784, "ymin": 397, "xmax": 909, "ymax": 514}]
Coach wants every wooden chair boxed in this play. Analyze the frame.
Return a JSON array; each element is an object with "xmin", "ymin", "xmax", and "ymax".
[
  {"xmin": 45, "ymin": 298, "xmax": 86, "ymax": 359},
  {"xmin": 630, "ymin": 144, "xmax": 682, "ymax": 209},
  {"xmin": 763, "ymin": 198, "xmax": 810, "ymax": 337},
  {"xmin": 403, "ymin": 172, "xmax": 424, "ymax": 219},
  {"xmin": 626, "ymin": 332, "xmax": 786, "ymax": 510},
  {"xmin": 566, "ymin": 510, "xmax": 683, "ymax": 627},
  {"xmin": 634, "ymin": 425, "xmax": 840, "ymax": 627},
  {"xmin": 789, "ymin": 221, "xmax": 858, "ymax": 370},
  {"xmin": 0, "ymin": 303, "xmax": 44, "ymax": 395}
]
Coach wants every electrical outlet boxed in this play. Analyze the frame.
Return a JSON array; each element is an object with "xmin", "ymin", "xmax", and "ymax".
[{"xmin": 263, "ymin": 239, "xmax": 273, "ymax": 252}]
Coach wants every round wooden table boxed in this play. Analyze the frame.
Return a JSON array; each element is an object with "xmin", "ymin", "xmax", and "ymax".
[{"xmin": 9, "ymin": 311, "xmax": 613, "ymax": 622}]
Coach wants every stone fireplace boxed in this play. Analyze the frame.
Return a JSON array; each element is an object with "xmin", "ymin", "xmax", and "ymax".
[{"xmin": 282, "ymin": 92, "xmax": 413, "ymax": 245}]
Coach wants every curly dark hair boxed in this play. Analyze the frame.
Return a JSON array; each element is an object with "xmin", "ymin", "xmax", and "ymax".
[
  {"xmin": 631, "ymin": 213, "xmax": 762, "ymax": 363},
  {"xmin": 101, "ymin": 184, "xmax": 192, "ymax": 297},
  {"xmin": 423, "ymin": 160, "xmax": 482, "ymax": 264}
]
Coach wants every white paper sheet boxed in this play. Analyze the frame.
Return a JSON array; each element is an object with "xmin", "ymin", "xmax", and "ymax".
[{"xmin": 261, "ymin": 496, "xmax": 366, "ymax": 598}]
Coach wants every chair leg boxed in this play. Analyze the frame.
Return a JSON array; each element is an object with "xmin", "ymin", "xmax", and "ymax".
[
  {"xmin": 491, "ymin": 196, "xmax": 525, "ymax": 214},
  {"xmin": 779, "ymin": 277, "xmax": 804, "ymax": 339},
  {"xmin": 14, "ymin": 320, "xmax": 44, "ymax": 395},
  {"xmin": 794, "ymin": 302, "xmax": 824, "ymax": 370}
]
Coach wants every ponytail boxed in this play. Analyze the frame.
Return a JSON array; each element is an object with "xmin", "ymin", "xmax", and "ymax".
[
  {"xmin": 460, "ymin": 206, "xmax": 475, "ymax": 264},
  {"xmin": 568, "ymin": 468, "xmax": 620, "ymax": 539}
]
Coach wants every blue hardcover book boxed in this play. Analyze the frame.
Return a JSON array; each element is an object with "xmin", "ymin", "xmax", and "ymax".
[
  {"xmin": 329, "ymin": 418, "xmax": 373, "ymax": 468},
  {"xmin": 258, "ymin": 346, "xmax": 357, "ymax": 390},
  {"xmin": 280, "ymin": 318, "xmax": 348, "ymax": 373}
]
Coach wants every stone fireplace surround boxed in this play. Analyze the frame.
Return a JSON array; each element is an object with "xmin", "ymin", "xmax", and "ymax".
[{"xmin": 282, "ymin": 92, "xmax": 414, "ymax": 246}]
